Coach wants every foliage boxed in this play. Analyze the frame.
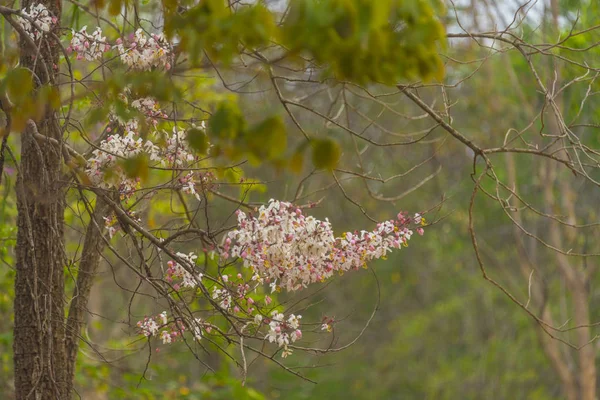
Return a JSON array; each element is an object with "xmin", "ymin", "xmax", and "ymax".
[{"xmin": 283, "ymin": 0, "xmax": 446, "ymax": 84}]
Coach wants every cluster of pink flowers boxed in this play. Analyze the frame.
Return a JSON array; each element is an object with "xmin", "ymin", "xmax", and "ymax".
[
  {"xmin": 179, "ymin": 170, "xmax": 215, "ymax": 200},
  {"xmin": 92, "ymin": 93, "xmax": 211, "ymax": 200},
  {"xmin": 179, "ymin": 172, "xmax": 199, "ymax": 200},
  {"xmin": 165, "ymin": 252, "xmax": 202, "ymax": 290},
  {"xmin": 17, "ymin": 6, "xmax": 172, "ymax": 70},
  {"xmin": 211, "ymin": 286, "xmax": 233, "ymax": 310},
  {"xmin": 102, "ymin": 214, "xmax": 120, "ymax": 239},
  {"xmin": 15, "ymin": 3, "xmax": 57, "ymax": 40},
  {"xmin": 86, "ymin": 131, "xmax": 161, "ymax": 195},
  {"xmin": 221, "ymin": 200, "xmax": 425, "ymax": 291},
  {"xmin": 206, "ymin": 272, "xmax": 259, "ymax": 313},
  {"xmin": 108, "ymin": 91, "xmax": 168, "ymax": 133},
  {"xmin": 116, "ymin": 29, "xmax": 172, "ymax": 71},
  {"xmin": 68, "ymin": 26, "xmax": 110, "ymax": 61},
  {"xmin": 162, "ymin": 127, "xmax": 217, "ymax": 199},
  {"xmin": 163, "ymin": 127, "xmax": 197, "ymax": 166},
  {"xmin": 86, "ymin": 125, "xmax": 208, "ymax": 199},
  {"xmin": 266, "ymin": 312, "xmax": 302, "ymax": 345},
  {"xmin": 66, "ymin": 24, "xmax": 172, "ymax": 71},
  {"xmin": 321, "ymin": 316, "xmax": 335, "ymax": 332},
  {"xmin": 62, "ymin": 22, "xmax": 207, "ymax": 205},
  {"xmin": 131, "ymin": 97, "xmax": 169, "ymax": 126},
  {"xmin": 146, "ymin": 199, "xmax": 423, "ymax": 356},
  {"xmin": 137, "ymin": 311, "xmax": 168, "ymax": 337},
  {"xmin": 149, "ymin": 263, "xmax": 307, "ymax": 356},
  {"xmin": 137, "ymin": 311, "xmax": 189, "ymax": 344},
  {"xmin": 137, "ymin": 312, "xmax": 206, "ymax": 344},
  {"xmin": 253, "ymin": 311, "xmax": 302, "ymax": 358}
]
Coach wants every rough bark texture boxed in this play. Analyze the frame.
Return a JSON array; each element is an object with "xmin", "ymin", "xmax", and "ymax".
[
  {"xmin": 65, "ymin": 199, "xmax": 110, "ymax": 389},
  {"xmin": 13, "ymin": 121, "xmax": 67, "ymax": 400},
  {"xmin": 13, "ymin": 1, "xmax": 67, "ymax": 398},
  {"xmin": 12, "ymin": 2, "xmax": 114, "ymax": 398}
]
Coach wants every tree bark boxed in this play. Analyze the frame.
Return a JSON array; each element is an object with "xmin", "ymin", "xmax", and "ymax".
[
  {"xmin": 65, "ymin": 198, "xmax": 110, "ymax": 390},
  {"xmin": 13, "ymin": 1, "xmax": 67, "ymax": 398}
]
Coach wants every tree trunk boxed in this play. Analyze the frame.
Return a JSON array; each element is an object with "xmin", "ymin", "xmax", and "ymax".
[
  {"xmin": 13, "ymin": 1, "xmax": 67, "ymax": 398},
  {"xmin": 506, "ymin": 152, "xmax": 579, "ymax": 400},
  {"xmin": 65, "ymin": 198, "xmax": 110, "ymax": 390}
]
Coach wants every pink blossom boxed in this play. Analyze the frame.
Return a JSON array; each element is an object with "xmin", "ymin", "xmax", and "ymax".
[
  {"xmin": 221, "ymin": 200, "xmax": 424, "ymax": 291},
  {"xmin": 69, "ymin": 26, "xmax": 108, "ymax": 61}
]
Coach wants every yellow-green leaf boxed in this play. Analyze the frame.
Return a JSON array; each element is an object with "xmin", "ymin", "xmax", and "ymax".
[
  {"xmin": 121, "ymin": 154, "xmax": 149, "ymax": 182},
  {"xmin": 187, "ymin": 127, "xmax": 209, "ymax": 154},
  {"xmin": 311, "ymin": 138, "xmax": 341, "ymax": 171}
]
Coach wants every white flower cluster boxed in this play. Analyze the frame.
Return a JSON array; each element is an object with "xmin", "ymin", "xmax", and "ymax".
[
  {"xmin": 265, "ymin": 312, "xmax": 302, "ymax": 345},
  {"xmin": 179, "ymin": 172, "xmax": 200, "ymax": 200},
  {"xmin": 64, "ymin": 22, "xmax": 174, "ymax": 71},
  {"xmin": 222, "ymin": 200, "xmax": 423, "ymax": 291},
  {"xmin": 131, "ymin": 97, "xmax": 169, "ymax": 126},
  {"xmin": 103, "ymin": 214, "xmax": 119, "ymax": 239},
  {"xmin": 68, "ymin": 26, "xmax": 110, "ymax": 61},
  {"xmin": 86, "ymin": 123, "xmax": 208, "ymax": 198},
  {"xmin": 137, "ymin": 311, "xmax": 187, "ymax": 344},
  {"xmin": 165, "ymin": 252, "xmax": 202, "ymax": 290},
  {"xmin": 212, "ymin": 286, "xmax": 233, "ymax": 310},
  {"xmin": 264, "ymin": 311, "xmax": 302, "ymax": 358},
  {"xmin": 164, "ymin": 127, "xmax": 196, "ymax": 166},
  {"xmin": 109, "ymin": 92, "xmax": 168, "ymax": 134},
  {"xmin": 15, "ymin": 3, "xmax": 56, "ymax": 40},
  {"xmin": 86, "ymin": 132, "xmax": 161, "ymax": 195},
  {"xmin": 116, "ymin": 29, "xmax": 172, "ymax": 71},
  {"xmin": 192, "ymin": 318, "xmax": 204, "ymax": 341},
  {"xmin": 137, "ymin": 311, "xmax": 167, "ymax": 337}
]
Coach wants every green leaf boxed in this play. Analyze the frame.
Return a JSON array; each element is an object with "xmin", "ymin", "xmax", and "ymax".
[
  {"xmin": 3, "ymin": 68, "xmax": 33, "ymax": 104},
  {"xmin": 121, "ymin": 154, "xmax": 149, "ymax": 182},
  {"xmin": 208, "ymin": 101, "xmax": 245, "ymax": 140},
  {"xmin": 289, "ymin": 141, "xmax": 309, "ymax": 174},
  {"xmin": 282, "ymin": 0, "xmax": 446, "ymax": 84},
  {"xmin": 164, "ymin": 0, "xmax": 277, "ymax": 64},
  {"xmin": 108, "ymin": 0, "xmax": 125, "ymax": 16},
  {"xmin": 311, "ymin": 138, "xmax": 341, "ymax": 170},
  {"xmin": 245, "ymin": 115, "xmax": 287, "ymax": 161},
  {"xmin": 38, "ymin": 85, "xmax": 61, "ymax": 111},
  {"xmin": 186, "ymin": 127, "xmax": 209, "ymax": 154}
]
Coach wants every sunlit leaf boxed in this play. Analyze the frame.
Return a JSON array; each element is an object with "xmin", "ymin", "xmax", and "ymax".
[{"xmin": 282, "ymin": 0, "xmax": 446, "ymax": 84}]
